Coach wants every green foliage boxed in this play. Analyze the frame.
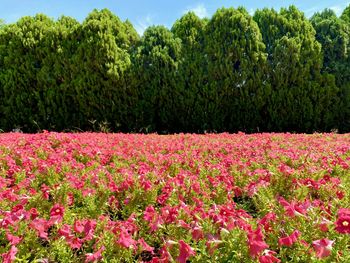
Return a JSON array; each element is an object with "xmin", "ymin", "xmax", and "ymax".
[
  {"xmin": 205, "ymin": 7, "xmax": 268, "ymax": 132},
  {"xmin": 0, "ymin": 6, "xmax": 349, "ymax": 132},
  {"xmin": 171, "ymin": 12, "xmax": 208, "ymax": 132},
  {"xmin": 132, "ymin": 26, "xmax": 181, "ymax": 132},
  {"xmin": 254, "ymin": 6, "xmax": 339, "ymax": 132}
]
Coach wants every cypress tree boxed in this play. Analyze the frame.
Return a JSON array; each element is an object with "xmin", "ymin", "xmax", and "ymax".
[
  {"xmin": 254, "ymin": 6, "xmax": 339, "ymax": 131},
  {"xmin": 205, "ymin": 7, "xmax": 267, "ymax": 132},
  {"xmin": 132, "ymin": 26, "xmax": 182, "ymax": 132},
  {"xmin": 171, "ymin": 12, "xmax": 208, "ymax": 132},
  {"xmin": 70, "ymin": 9, "xmax": 139, "ymax": 131}
]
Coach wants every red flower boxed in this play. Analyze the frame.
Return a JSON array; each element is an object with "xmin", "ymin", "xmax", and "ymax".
[
  {"xmin": 278, "ymin": 230, "xmax": 300, "ymax": 247},
  {"xmin": 74, "ymin": 220, "xmax": 84, "ymax": 233},
  {"xmin": 30, "ymin": 218, "xmax": 50, "ymax": 240},
  {"xmin": 49, "ymin": 204, "xmax": 65, "ymax": 224},
  {"xmin": 335, "ymin": 209, "xmax": 350, "ymax": 234},
  {"xmin": 259, "ymin": 250, "xmax": 281, "ymax": 263},
  {"xmin": 177, "ymin": 240, "xmax": 195, "ymax": 263},
  {"xmin": 29, "ymin": 208, "xmax": 39, "ymax": 220},
  {"xmin": 138, "ymin": 238, "xmax": 154, "ymax": 252},
  {"xmin": 335, "ymin": 215, "xmax": 350, "ymax": 234},
  {"xmin": 85, "ymin": 246, "xmax": 105, "ymax": 263},
  {"xmin": 312, "ymin": 238, "xmax": 334, "ymax": 259},
  {"xmin": 247, "ymin": 228, "xmax": 269, "ymax": 258},
  {"xmin": 6, "ymin": 233, "xmax": 22, "ymax": 246},
  {"xmin": 117, "ymin": 230, "xmax": 137, "ymax": 249},
  {"xmin": 1, "ymin": 246, "xmax": 18, "ymax": 263}
]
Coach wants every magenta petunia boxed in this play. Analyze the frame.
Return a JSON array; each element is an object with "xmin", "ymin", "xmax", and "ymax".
[
  {"xmin": 177, "ymin": 240, "xmax": 195, "ymax": 263},
  {"xmin": 278, "ymin": 230, "xmax": 300, "ymax": 247},
  {"xmin": 312, "ymin": 238, "xmax": 334, "ymax": 259}
]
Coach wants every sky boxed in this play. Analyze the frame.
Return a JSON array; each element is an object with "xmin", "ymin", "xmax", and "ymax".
[{"xmin": 1, "ymin": 0, "xmax": 350, "ymax": 35}]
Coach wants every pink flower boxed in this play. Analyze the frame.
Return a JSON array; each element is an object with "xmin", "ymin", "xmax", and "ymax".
[
  {"xmin": 30, "ymin": 218, "xmax": 50, "ymax": 240},
  {"xmin": 117, "ymin": 230, "xmax": 137, "ymax": 249},
  {"xmin": 278, "ymin": 230, "xmax": 300, "ymax": 247},
  {"xmin": 49, "ymin": 204, "xmax": 65, "ymax": 224},
  {"xmin": 319, "ymin": 218, "xmax": 332, "ymax": 232},
  {"xmin": 259, "ymin": 250, "xmax": 280, "ymax": 263},
  {"xmin": 85, "ymin": 246, "xmax": 105, "ymax": 263},
  {"xmin": 278, "ymin": 197, "xmax": 306, "ymax": 217},
  {"xmin": 74, "ymin": 220, "xmax": 85, "ymax": 233},
  {"xmin": 247, "ymin": 228, "xmax": 269, "ymax": 258},
  {"xmin": 191, "ymin": 226, "xmax": 204, "ymax": 241},
  {"xmin": 82, "ymin": 220, "xmax": 97, "ymax": 241},
  {"xmin": 335, "ymin": 214, "xmax": 350, "ymax": 234},
  {"xmin": 66, "ymin": 237, "xmax": 83, "ymax": 250},
  {"xmin": 29, "ymin": 208, "xmax": 39, "ymax": 220},
  {"xmin": 138, "ymin": 238, "xmax": 154, "ymax": 252},
  {"xmin": 58, "ymin": 224, "xmax": 73, "ymax": 239},
  {"xmin": 312, "ymin": 238, "xmax": 334, "ymax": 259},
  {"xmin": 6, "ymin": 233, "xmax": 22, "ymax": 246},
  {"xmin": 177, "ymin": 240, "xmax": 195, "ymax": 263},
  {"xmin": 1, "ymin": 246, "xmax": 18, "ymax": 263}
]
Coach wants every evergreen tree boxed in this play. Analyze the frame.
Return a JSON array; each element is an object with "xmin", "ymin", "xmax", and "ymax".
[
  {"xmin": 70, "ymin": 9, "xmax": 139, "ymax": 131},
  {"xmin": 171, "ymin": 12, "xmax": 208, "ymax": 132},
  {"xmin": 254, "ymin": 6, "xmax": 338, "ymax": 131},
  {"xmin": 205, "ymin": 7, "xmax": 267, "ymax": 132},
  {"xmin": 132, "ymin": 26, "xmax": 182, "ymax": 132},
  {"xmin": 0, "ymin": 14, "xmax": 55, "ymax": 131}
]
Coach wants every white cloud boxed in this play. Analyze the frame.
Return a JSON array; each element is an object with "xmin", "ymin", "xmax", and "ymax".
[
  {"xmin": 249, "ymin": 8, "xmax": 255, "ymax": 16},
  {"xmin": 183, "ymin": 3, "xmax": 208, "ymax": 18},
  {"xmin": 135, "ymin": 15, "xmax": 153, "ymax": 36}
]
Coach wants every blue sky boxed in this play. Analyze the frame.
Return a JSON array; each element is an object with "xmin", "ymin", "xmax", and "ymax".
[{"xmin": 1, "ymin": 0, "xmax": 349, "ymax": 35}]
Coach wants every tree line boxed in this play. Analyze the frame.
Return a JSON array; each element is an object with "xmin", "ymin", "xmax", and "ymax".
[{"xmin": 0, "ymin": 5, "xmax": 350, "ymax": 133}]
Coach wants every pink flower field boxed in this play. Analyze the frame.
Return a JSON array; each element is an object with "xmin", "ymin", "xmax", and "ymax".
[{"xmin": 1, "ymin": 132, "xmax": 350, "ymax": 262}]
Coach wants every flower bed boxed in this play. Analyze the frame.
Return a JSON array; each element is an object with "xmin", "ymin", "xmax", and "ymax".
[{"xmin": 0, "ymin": 132, "xmax": 350, "ymax": 262}]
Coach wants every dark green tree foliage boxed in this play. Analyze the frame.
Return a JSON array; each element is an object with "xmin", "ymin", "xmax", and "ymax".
[
  {"xmin": 205, "ymin": 7, "xmax": 268, "ymax": 132},
  {"xmin": 34, "ymin": 16, "xmax": 80, "ymax": 130},
  {"xmin": 254, "ymin": 6, "xmax": 339, "ymax": 132},
  {"xmin": 341, "ymin": 5, "xmax": 350, "ymax": 24},
  {"xmin": 69, "ymin": 9, "xmax": 139, "ymax": 131},
  {"xmin": 311, "ymin": 9, "xmax": 349, "ymax": 85},
  {"xmin": 311, "ymin": 10, "xmax": 350, "ymax": 130},
  {"xmin": 132, "ymin": 26, "xmax": 181, "ymax": 132},
  {"xmin": 0, "ymin": 14, "xmax": 55, "ymax": 131},
  {"xmin": 0, "ymin": 6, "xmax": 348, "ymax": 133},
  {"xmin": 171, "ymin": 12, "xmax": 208, "ymax": 132}
]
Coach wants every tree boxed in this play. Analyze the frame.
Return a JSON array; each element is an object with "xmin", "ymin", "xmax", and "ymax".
[
  {"xmin": 0, "ymin": 14, "xmax": 55, "ymax": 131},
  {"xmin": 171, "ymin": 12, "xmax": 208, "ymax": 132},
  {"xmin": 254, "ymin": 6, "xmax": 339, "ymax": 131},
  {"xmin": 311, "ymin": 9, "xmax": 349, "ymax": 85},
  {"xmin": 204, "ymin": 7, "xmax": 268, "ymax": 132},
  {"xmin": 70, "ymin": 9, "xmax": 139, "ymax": 131},
  {"xmin": 132, "ymin": 26, "xmax": 182, "ymax": 132}
]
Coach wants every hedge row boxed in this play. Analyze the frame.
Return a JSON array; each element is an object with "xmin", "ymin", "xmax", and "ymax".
[{"xmin": 0, "ymin": 6, "xmax": 350, "ymax": 133}]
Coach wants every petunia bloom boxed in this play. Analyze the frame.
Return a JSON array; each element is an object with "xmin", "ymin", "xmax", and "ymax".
[
  {"xmin": 49, "ymin": 204, "xmax": 65, "ymax": 224},
  {"xmin": 312, "ymin": 238, "xmax": 334, "ymax": 259},
  {"xmin": 1, "ymin": 246, "xmax": 18, "ymax": 263},
  {"xmin": 259, "ymin": 250, "xmax": 281, "ymax": 263},
  {"xmin": 247, "ymin": 228, "xmax": 269, "ymax": 258},
  {"xmin": 278, "ymin": 230, "xmax": 300, "ymax": 247},
  {"xmin": 334, "ymin": 208, "xmax": 350, "ymax": 234},
  {"xmin": 85, "ymin": 246, "xmax": 105, "ymax": 263},
  {"xmin": 177, "ymin": 240, "xmax": 195, "ymax": 263}
]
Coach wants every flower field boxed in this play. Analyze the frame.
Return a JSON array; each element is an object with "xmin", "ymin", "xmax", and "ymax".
[{"xmin": 1, "ymin": 132, "xmax": 350, "ymax": 262}]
